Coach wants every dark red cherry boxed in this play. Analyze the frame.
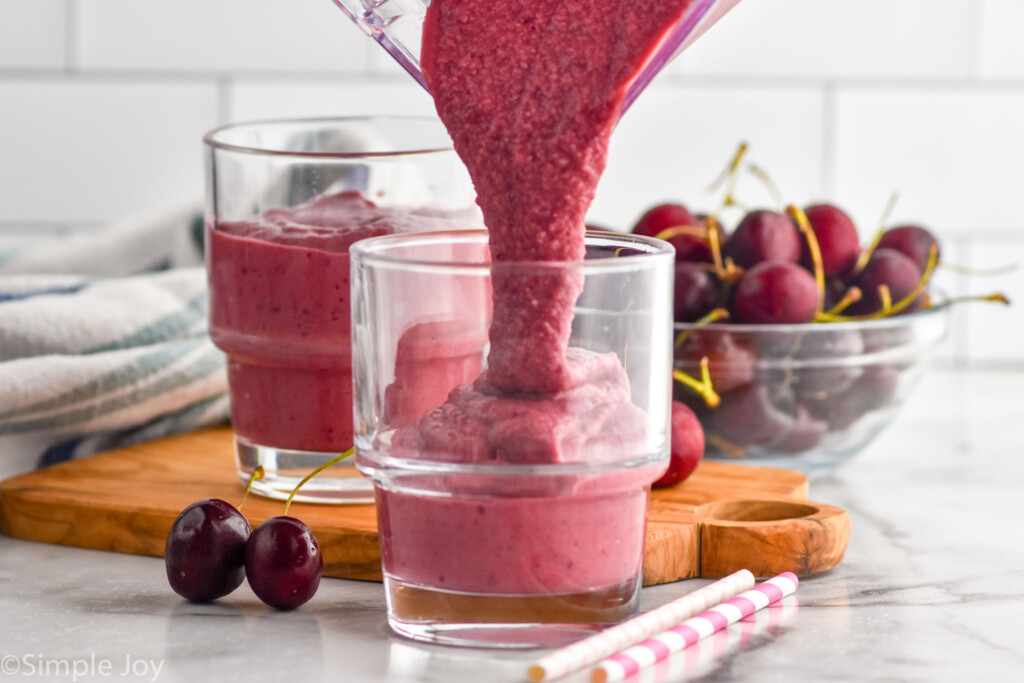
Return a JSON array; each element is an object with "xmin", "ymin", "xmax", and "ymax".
[
  {"xmin": 722, "ymin": 209, "xmax": 801, "ymax": 269},
  {"xmin": 805, "ymin": 364, "xmax": 901, "ymax": 430},
  {"xmin": 707, "ymin": 383, "xmax": 795, "ymax": 448},
  {"xmin": 676, "ymin": 329, "xmax": 757, "ymax": 395},
  {"xmin": 877, "ymin": 224, "xmax": 939, "ymax": 273},
  {"xmin": 791, "ymin": 328, "xmax": 866, "ymax": 397},
  {"xmin": 732, "ymin": 261, "xmax": 818, "ymax": 325},
  {"xmin": 245, "ymin": 516, "xmax": 323, "ymax": 610},
  {"xmin": 165, "ymin": 499, "xmax": 251, "ymax": 603},
  {"xmin": 653, "ymin": 402, "xmax": 705, "ymax": 488},
  {"xmin": 631, "ymin": 203, "xmax": 698, "ymax": 239},
  {"xmin": 674, "ymin": 262, "xmax": 721, "ymax": 322},
  {"xmin": 774, "ymin": 403, "xmax": 828, "ymax": 454},
  {"xmin": 665, "ymin": 233, "xmax": 714, "ymax": 263},
  {"xmin": 846, "ymin": 248, "xmax": 923, "ymax": 316},
  {"xmin": 800, "ymin": 204, "xmax": 861, "ymax": 277},
  {"xmin": 823, "ymin": 277, "xmax": 848, "ymax": 311}
]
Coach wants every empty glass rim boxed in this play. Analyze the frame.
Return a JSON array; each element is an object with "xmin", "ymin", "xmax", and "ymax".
[
  {"xmin": 350, "ymin": 229, "xmax": 675, "ymax": 271},
  {"xmin": 202, "ymin": 115, "xmax": 454, "ymax": 159}
]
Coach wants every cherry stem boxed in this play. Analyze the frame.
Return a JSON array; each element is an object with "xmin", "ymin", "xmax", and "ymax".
[
  {"xmin": 705, "ymin": 433, "xmax": 745, "ymax": 459},
  {"xmin": 879, "ymin": 190, "xmax": 900, "ymax": 228},
  {"xmin": 707, "ymin": 142, "xmax": 749, "ymax": 213},
  {"xmin": 820, "ymin": 286, "xmax": 863, "ymax": 318},
  {"xmin": 706, "ymin": 215, "xmax": 726, "ymax": 274},
  {"xmin": 673, "ymin": 358, "xmax": 720, "ymax": 409},
  {"xmin": 787, "ymin": 204, "xmax": 826, "ymax": 317},
  {"xmin": 928, "ymin": 292, "xmax": 1012, "ymax": 310},
  {"xmin": 819, "ymin": 243, "xmax": 940, "ymax": 322},
  {"xmin": 747, "ymin": 163, "xmax": 784, "ymax": 209},
  {"xmin": 674, "ymin": 307, "xmax": 730, "ymax": 349},
  {"xmin": 653, "ymin": 224, "xmax": 706, "ymax": 242},
  {"xmin": 851, "ymin": 227, "xmax": 883, "ymax": 280},
  {"xmin": 877, "ymin": 284, "xmax": 894, "ymax": 315},
  {"xmin": 939, "ymin": 261, "xmax": 1019, "ymax": 277},
  {"xmin": 701, "ymin": 214, "xmax": 743, "ymax": 284},
  {"xmin": 282, "ymin": 448, "xmax": 355, "ymax": 517},
  {"xmin": 850, "ymin": 191, "xmax": 900, "ymax": 279},
  {"xmin": 237, "ymin": 466, "xmax": 265, "ymax": 511}
]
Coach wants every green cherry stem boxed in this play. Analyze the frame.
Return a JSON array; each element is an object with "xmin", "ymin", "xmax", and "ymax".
[
  {"xmin": 822, "ymin": 286, "xmax": 863, "ymax": 317},
  {"xmin": 653, "ymin": 224, "xmax": 707, "ymax": 242},
  {"xmin": 707, "ymin": 215, "xmax": 726, "ymax": 276},
  {"xmin": 747, "ymin": 163, "xmax": 785, "ymax": 209},
  {"xmin": 787, "ymin": 205, "xmax": 826, "ymax": 318},
  {"xmin": 939, "ymin": 261, "xmax": 1019, "ymax": 277},
  {"xmin": 673, "ymin": 357, "xmax": 720, "ymax": 409},
  {"xmin": 282, "ymin": 448, "xmax": 356, "ymax": 517},
  {"xmin": 850, "ymin": 191, "xmax": 900, "ymax": 280},
  {"xmin": 877, "ymin": 285, "xmax": 894, "ymax": 316},
  {"xmin": 707, "ymin": 142, "xmax": 749, "ymax": 213},
  {"xmin": 702, "ymin": 215, "xmax": 743, "ymax": 284},
  {"xmin": 706, "ymin": 141, "xmax": 748, "ymax": 195},
  {"xmin": 927, "ymin": 292, "xmax": 1012, "ymax": 310},
  {"xmin": 705, "ymin": 432, "xmax": 745, "ymax": 458},
  {"xmin": 818, "ymin": 243, "xmax": 940, "ymax": 322},
  {"xmin": 237, "ymin": 466, "xmax": 265, "ymax": 512},
  {"xmin": 674, "ymin": 307, "xmax": 730, "ymax": 349}
]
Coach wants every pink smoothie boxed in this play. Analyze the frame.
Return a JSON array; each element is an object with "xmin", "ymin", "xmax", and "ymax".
[
  {"xmin": 383, "ymin": 319, "xmax": 488, "ymax": 430},
  {"xmin": 376, "ymin": 0, "xmax": 699, "ymax": 598},
  {"xmin": 384, "ymin": 347, "xmax": 653, "ymax": 595},
  {"xmin": 209, "ymin": 190, "xmax": 476, "ymax": 453}
]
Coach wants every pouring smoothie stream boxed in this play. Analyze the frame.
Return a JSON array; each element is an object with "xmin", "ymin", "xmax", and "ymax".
[{"xmin": 351, "ymin": 0, "xmax": 718, "ymax": 646}]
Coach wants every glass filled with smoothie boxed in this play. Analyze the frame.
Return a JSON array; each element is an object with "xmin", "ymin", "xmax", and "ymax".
[
  {"xmin": 203, "ymin": 117, "xmax": 480, "ymax": 503},
  {"xmin": 351, "ymin": 230, "xmax": 675, "ymax": 647}
]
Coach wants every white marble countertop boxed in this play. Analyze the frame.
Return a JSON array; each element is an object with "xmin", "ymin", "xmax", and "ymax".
[{"xmin": 2, "ymin": 367, "xmax": 1023, "ymax": 683}]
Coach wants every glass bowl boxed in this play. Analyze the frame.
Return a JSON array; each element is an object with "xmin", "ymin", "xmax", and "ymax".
[{"xmin": 672, "ymin": 306, "xmax": 950, "ymax": 476}]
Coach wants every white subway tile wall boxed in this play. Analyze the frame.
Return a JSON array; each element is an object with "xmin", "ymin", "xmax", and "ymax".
[
  {"xmin": 0, "ymin": 0, "xmax": 66, "ymax": 69},
  {"xmin": 76, "ymin": 0, "xmax": 370, "ymax": 73},
  {"xmin": 0, "ymin": 80, "xmax": 218, "ymax": 223},
  {"xmin": 595, "ymin": 83, "xmax": 827, "ymax": 228},
  {"xmin": 978, "ymin": 0, "xmax": 1024, "ymax": 80},
  {"xmin": 833, "ymin": 86, "xmax": 1024, "ymax": 234},
  {"xmin": 672, "ymin": 0, "xmax": 975, "ymax": 80},
  {"xmin": 0, "ymin": 0, "xmax": 1020, "ymax": 363},
  {"xmin": 228, "ymin": 79, "xmax": 436, "ymax": 122}
]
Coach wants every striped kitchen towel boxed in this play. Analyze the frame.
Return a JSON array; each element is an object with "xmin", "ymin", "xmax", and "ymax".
[{"xmin": 0, "ymin": 206, "xmax": 229, "ymax": 480}]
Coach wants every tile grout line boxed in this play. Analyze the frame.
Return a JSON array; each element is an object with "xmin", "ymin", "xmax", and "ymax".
[{"xmin": 2, "ymin": 69, "xmax": 1024, "ymax": 90}]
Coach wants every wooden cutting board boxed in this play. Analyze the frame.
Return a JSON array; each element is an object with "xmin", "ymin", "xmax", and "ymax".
[{"xmin": 0, "ymin": 427, "xmax": 848, "ymax": 584}]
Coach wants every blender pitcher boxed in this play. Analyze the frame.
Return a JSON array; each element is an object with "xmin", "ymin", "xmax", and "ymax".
[{"xmin": 331, "ymin": 0, "xmax": 742, "ymax": 114}]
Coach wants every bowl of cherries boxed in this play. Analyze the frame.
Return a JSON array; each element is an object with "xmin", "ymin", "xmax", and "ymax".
[{"xmin": 634, "ymin": 194, "xmax": 1006, "ymax": 477}]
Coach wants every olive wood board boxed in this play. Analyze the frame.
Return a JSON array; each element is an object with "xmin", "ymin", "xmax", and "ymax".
[{"xmin": 0, "ymin": 427, "xmax": 848, "ymax": 585}]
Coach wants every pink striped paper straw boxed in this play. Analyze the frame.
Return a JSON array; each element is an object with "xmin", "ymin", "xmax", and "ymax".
[
  {"xmin": 644, "ymin": 589, "xmax": 800, "ymax": 682},
  {"xmin": 590, "ymin": 572, "xmax": 798, "ymax": 683},
  {"xmin": 526, "ymin": 569, "xmax": 754, "ymax": 682}
]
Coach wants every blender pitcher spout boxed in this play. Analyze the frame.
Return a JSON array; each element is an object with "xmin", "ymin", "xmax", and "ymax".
[
  {"xmin": 331, "ymin": 0, "xmax": 742, "ymax": 116},
  {"xmin": 332, "ymin": 0, "xmax": 431, "ymax": 91}
]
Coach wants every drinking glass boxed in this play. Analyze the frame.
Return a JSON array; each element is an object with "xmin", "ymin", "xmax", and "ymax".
[
  {"xmin": 350, "ymin": 230, "xmax": 675, "ymax": 646},
  {"xmin": 204, "ymin": 116, "xmax": 480, "ymax": 502}
]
